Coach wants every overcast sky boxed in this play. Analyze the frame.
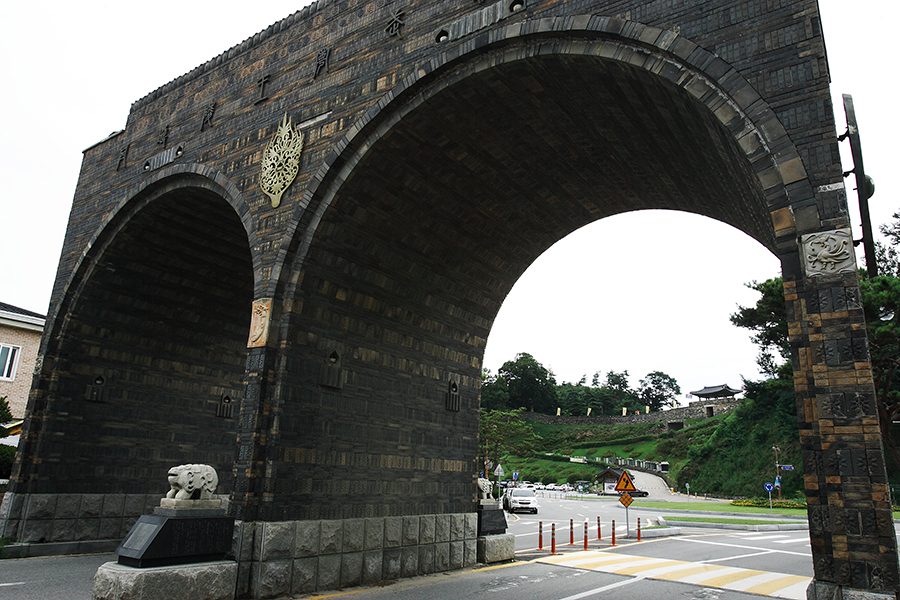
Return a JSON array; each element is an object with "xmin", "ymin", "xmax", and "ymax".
[{"xmin": 1, "ymin": 1, "xmax": 895, "ymax": 399}]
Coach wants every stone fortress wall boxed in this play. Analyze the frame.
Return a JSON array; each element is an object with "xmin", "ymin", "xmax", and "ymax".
[{"xmin": 520, "ymin": 397, "xmax": 741, "ymax": 427}]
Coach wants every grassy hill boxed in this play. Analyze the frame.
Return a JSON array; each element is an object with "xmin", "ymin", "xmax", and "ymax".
[{"xmin": 494, "ymin": 377, "xmax": 806, "ymax": 499}]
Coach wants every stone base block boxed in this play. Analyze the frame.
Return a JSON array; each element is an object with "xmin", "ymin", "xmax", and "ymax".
[
  {"xmin": 806, "ymin": 580, "xmax": 898, "ymax": 600},
  {"xmin": 92, "ymin": 560, "xmax": 237, "ymax": 600},
  {"xmin": 476, "ymin": 534, "xmax": 514, "ymax": 564},
  {"xmin": 159, "ymin": 498, "xmax": 223, "ymax": 511}
]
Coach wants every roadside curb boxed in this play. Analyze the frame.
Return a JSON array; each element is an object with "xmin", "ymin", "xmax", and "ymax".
[{"xmin": 663, "ymin": 520, "xmax": 808, "ymax": 531}]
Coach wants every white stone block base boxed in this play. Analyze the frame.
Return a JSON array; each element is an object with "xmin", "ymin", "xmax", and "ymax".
[
  {"xmin": 477, "ymin": 533, "xmax": 515, "ymax": 563},
  {"xmin": 92, "ymin": 560, "xmax": 237, "ymax": 600}
]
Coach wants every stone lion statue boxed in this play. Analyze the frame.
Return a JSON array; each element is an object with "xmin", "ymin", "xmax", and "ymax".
[
  {"xmin": 166, "ymin": 464, "xmax": 219, "ymax": 500},
  {"xmin": 477, "ymin": 477, "xmax": 493, "ymax": 500}
]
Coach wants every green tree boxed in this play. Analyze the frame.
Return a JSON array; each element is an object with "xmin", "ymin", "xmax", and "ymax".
[
  {"xmin": 859, "ymin": 275, "xmax": 900, "ymax": 468},
  {"xmin": 479, "ymin": 408, "xmax": 542, "ymax": 483},
  {"xmin": 497, "ymin": 353, "xmax": 558, "ymax": 414},
  {"xmin": 638, "ymin": 371, "xmax": 681, "ymax": 411},
  {"xmin": 604, "ymin": 370, "xmax": 640, "ymax": 414},
  {"xmin": 480, "ymin": 369, "xmax": 510, "ymax": 411},
  {"xmin": 0, "ymin": 396, "xmax": 12, "ymax": 427},
  {"xmin": 875, "ymin": 210, "xmax": 900, "ymax": 278},
  {"xmin": 730, "ymin": 278, "xmax": 790, "ymax": 378}
]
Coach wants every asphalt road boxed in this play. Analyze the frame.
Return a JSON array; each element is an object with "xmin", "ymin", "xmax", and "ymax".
[
  {"xmin": 0, "ymin": 552, "xmax": 113, "ymax": 600},
  {"xmin": 0, "ymin": 493, "xmax": 814, "ymax": 600}
]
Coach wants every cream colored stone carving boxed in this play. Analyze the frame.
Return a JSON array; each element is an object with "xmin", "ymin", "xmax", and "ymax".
[
  {"xmin": 260, "ymin": 113, "xmax": 305, "ymax": 207},
  {"xmin": 801, "ymin": 228, "xmax": 856, "ymax": 276},
  {"xmin": 166, "ymin": 464, "xmax": 219, "ymax": 500},
  {"xmin": 477, "ymin": 477, "xmax": 493, "ymax": 499},
  {"xmin": 248, "ymin": 299, "xmax": 272, "ymax": 348}
]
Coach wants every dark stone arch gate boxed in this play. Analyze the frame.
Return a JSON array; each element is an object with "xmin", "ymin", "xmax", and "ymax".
[{"xmin": 1, "ymin": 0, "xmax": 896, "ymax": 597}]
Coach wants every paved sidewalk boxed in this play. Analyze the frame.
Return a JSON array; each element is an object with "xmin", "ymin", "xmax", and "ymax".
[{"xmin": 0, "ymin": 552, "xmax": 114, "ymax": 600}]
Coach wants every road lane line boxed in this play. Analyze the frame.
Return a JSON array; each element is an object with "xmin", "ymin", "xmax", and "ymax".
[
  {"xmin": 704, "ymin": 550, "xmax": 775, "ymax": 562},
  {"xmin": 555, "ymin": 576, "xmax": 645, "ymax": 600},
  {"xmin": 675, "ymin": 536, "xmax": 809, "ymax": 556}
]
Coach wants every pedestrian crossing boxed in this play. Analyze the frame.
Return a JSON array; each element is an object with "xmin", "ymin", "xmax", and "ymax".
[{"xmin": 537, "ymin": 550, "xmax": 810, "ymax": 599}]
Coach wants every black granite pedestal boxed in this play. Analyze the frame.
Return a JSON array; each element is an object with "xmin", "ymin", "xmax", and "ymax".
[
  {"xmin": 476, "ymin": 500, "xmax": 507, "ymax": 536},
  {"xmin": 116, "ymin": 510, "xmax": 234, "ymax": 568}
]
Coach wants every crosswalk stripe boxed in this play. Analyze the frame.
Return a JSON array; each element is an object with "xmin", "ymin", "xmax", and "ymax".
[
  {"xmin": 537, "ymin": 550, "xmax": 811, "ymax": 599},
  {"xmin": 744, "ymin": 574, "xmax": 811, "ymax": 595}
]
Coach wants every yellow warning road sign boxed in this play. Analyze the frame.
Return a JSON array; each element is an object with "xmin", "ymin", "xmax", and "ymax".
[
  {"xmin": 615, "ymin": 470, "xmax": 637, "ymax": 492},
  {"xmin": 619, "ymin": 492, "xmax": 633, "ymax": 507}
]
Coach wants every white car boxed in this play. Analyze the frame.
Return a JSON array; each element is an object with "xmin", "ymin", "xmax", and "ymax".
[{"xmin": 504, "ymin": 488, "xmax": 539, "ymax": 514}]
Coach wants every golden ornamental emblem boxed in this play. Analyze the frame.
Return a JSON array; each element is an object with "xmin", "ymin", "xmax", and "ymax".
[{"xmin": 260, "ymin": 113, "xmax": 304, "ymax": 208}]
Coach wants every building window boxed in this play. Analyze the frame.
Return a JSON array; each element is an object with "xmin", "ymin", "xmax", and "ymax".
[{"xmin": 0, "ymin": 344, "xmax": 20, "ymax": 381}]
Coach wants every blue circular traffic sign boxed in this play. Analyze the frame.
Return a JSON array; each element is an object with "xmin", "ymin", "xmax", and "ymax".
[{"xmin": 764, "ymin": 482, "xmax": 774, "ymax": 492}]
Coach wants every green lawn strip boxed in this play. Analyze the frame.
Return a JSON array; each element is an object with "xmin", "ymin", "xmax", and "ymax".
[
  {"xmin": 632, "ymin": 501, "xmax": 807, "ymax": 517},
  {"xmin": 662, "ymin": 516, "xmax": 793, "ymax": 525}
]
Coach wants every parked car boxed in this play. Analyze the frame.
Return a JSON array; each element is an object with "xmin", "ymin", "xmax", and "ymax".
[
  {"xmin": 620, "ymin": 489, "xmax": 649, "ymax": 497},
  {"xmin": 503, "ymin": 488, "xmax": 539, "ymax": 514}
]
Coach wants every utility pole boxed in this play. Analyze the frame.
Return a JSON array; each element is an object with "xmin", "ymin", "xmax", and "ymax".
[{"xmin": 840, "ymin": 94, "xmax": 877, "ymax": 278}]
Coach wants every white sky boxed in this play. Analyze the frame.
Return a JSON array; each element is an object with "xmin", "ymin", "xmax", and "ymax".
[{"xmin": 1, "ymin": 1, "xmax": 895, "ymax": 397}]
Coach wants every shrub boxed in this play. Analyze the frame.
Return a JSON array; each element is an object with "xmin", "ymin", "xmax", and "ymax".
[
  {"xmin": 0, "ymin": 445, "xmax": 16, "ymax": 479},
  {"xmin": 730, "ymin": 497, "xmax": 806, "ymax": 510}
]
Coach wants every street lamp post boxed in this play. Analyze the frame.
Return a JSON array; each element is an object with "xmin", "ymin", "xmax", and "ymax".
[{"xmin": 773, "ymin": 445, "xmax": 781, "ymax": 501}]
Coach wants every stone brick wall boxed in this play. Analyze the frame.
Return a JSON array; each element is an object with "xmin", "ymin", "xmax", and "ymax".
[
  {"xmin": 520, "ymin": 398, "xmax": 741, "ymax": 427},
  {"xmin": 0, "ymin": 491, "xmax": 160, "ymax": 545},
  {"xmin": 232, "ymin": 513, "xmax": 478, "ymax": 598}
]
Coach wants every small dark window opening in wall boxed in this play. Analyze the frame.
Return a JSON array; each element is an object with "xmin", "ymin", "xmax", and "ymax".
[
  {"xmin": 85, "ymin": 374, "xmax": 108, "ymax": 402},
  {"xmin": 705, "ymin": 405, "xmax": 714, "ymax": 418},
  {"xmin": 217, "ymin": 395, "xmax": 235, "ymax": 418},
  {"xmin": 509, "ymin": 0, "xmax": 525, "ymax": 12},
  {"xmin": 435, "ymin": 29, "xmax": 449, "ymax": 43},
  {"xmin": 319, "ymin": 350, "xmax": 344, "ymax": 389},
  {"xmin": 446, "ymin": 380, "xmax": 461, "ymax": 412}
]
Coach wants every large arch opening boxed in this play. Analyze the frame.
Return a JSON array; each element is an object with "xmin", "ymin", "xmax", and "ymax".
[
  {"xmin": 272, "ymin": 43, "xmax": 785, "ymax": 519},
  {"xmin": 482, "ymin": 210, "xmax": 783, "ymax": 390},
  {"xmin": 25, "ymin": 187, "xmax": 253, "ymax": 496}
]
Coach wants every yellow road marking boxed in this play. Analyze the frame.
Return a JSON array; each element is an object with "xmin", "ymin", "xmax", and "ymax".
[
  {"xmin": 653, "ymin": 563, "xmax": 729, "ymax": 580},
  {"xmin": 537, "ymin": 550, "xmax": 811, "ymax": 599},
  {"xmin": 744, "ymin": 574, "xmax": 811, "ymax": 595},
  {"xmin": 613, "ymin": 559, "xmax": 687, "ymax": 575},
  {"xmin": 699, "ymin": 569, "xmax": 769, "ymax": 587}
]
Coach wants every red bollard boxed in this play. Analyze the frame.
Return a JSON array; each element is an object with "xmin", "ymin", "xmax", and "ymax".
[
  {"xmin": 570, "ymin": 518, "xmax": 574, "ymax": 545},
  {"xmin": 597, "ymin": 516, "xmax": 601, "ymax": 540},
  {"xmin": 539, "ymin": 521, "xmax": 543, "ymax": 550},
  {"xmin": 583, "ymin": 520, "xmax": 588, "ymax": 550},
  {"xmin": 612, "ymin": 519, "xmax": 616, "ymax": 546},
  {"xmin": 638, "ymin": 517, "xmax": 641, "ymax": 542},
  {"xmin": 551, "ymin": 523, "xmax": 557, "ymax": 554}
]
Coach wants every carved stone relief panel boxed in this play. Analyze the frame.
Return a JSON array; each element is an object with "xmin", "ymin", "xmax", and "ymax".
[
  {"xmin": 248, "ymin": 299, "xmax": 272, "ymax": 348},
  {"xmin": 800, "ymin": 228, "xmax": 856, "ymax": 276}
]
